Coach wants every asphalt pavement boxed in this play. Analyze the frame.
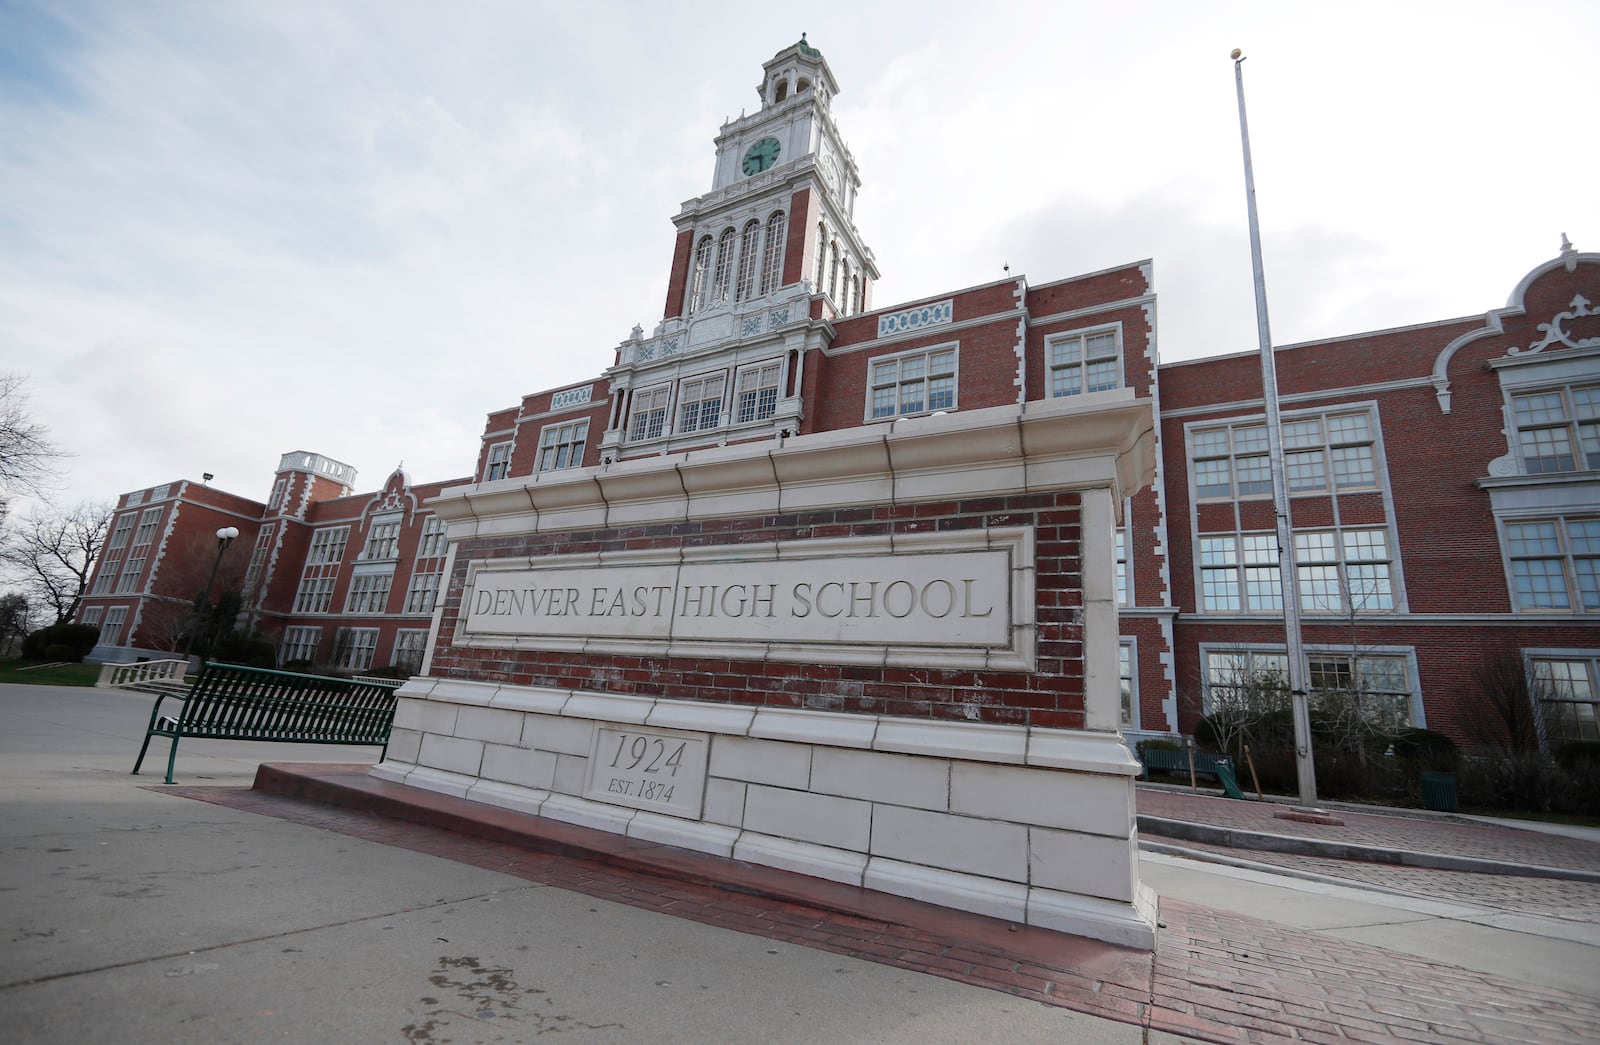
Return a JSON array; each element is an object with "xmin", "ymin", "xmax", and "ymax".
[{"xmin": 4, "ymin": 681, "xmax": 1599, "ymax": 1043}]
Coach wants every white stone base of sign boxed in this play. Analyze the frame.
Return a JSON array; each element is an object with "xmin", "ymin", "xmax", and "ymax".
[{"xmin": 373, "ymin": 677, "xmax": 1157, "ymax": 950}]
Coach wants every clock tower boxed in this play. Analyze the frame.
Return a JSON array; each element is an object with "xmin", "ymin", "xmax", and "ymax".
[{"xmin": 600, "ymin": 37, "xmax": 879, "ymax": 463}]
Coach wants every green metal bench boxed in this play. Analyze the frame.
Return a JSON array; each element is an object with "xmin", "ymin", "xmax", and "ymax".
[
  {"xmin": 1138, "ymin": 745, "xmax": 1247, "ymax": 799},
  {"xmin": 132, "ymin": 662, "xmax": 399, "ymax": 784}
]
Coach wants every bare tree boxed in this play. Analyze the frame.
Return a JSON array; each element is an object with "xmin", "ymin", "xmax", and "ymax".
[
  {"xmin": 0, "ymin": 373, "xmax": 65, "ymax": 513},
  {"xmin": 0, "ymin": 592, "xmax": 33, "ymax": 654},
  {"xmin": 0, "ymin": 501, "xmax": 112, "ymax": 625}
]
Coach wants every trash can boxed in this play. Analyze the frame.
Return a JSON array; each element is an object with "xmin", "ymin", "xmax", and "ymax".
[{"xmin": 1420, "ymin": 771, "xmax": 1458, "ymax": 813}]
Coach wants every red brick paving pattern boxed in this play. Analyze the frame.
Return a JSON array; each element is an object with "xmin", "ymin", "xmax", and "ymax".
[{"xmin": 162, "ymin": 783, "xmax": 1600, "ymax": 1044}]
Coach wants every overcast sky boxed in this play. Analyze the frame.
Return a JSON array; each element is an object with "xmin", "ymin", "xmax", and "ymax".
[{"xmin": 2, "ymin": 0, "xmax": 1594, "ymax": 521}]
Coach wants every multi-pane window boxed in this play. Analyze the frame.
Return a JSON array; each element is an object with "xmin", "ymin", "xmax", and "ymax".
[
  {"xmin": 711, "ymin": 227, "xmax": 736, "ymax": 303},
  {"xmin": 131, "ymin": 508, "xmax": 162, "ymax": 549},
  {"xmin": 280, "ymin": 626, "xmax": 321, "ymax": 665},
  {"xmin": 1119, "ymin": 642, "xmax": 1137, "ymax": 729},
  {"xmin": 1200, "ymin": 528, "xmax": 1393, "ymax": 614},
  {"xmin": 629, "ymin": 385, "xmax": 670, "ymax": 441},
  {"xmin": 1512, "ymin": 385, "xmax": 1599, "ymax": 474},
  {"xmin": 1115, "ymin": 528, "xmax": 1129, "ymax": 606},
  {"xmin": 814, "ymin": 224, "xmax": 827, "ymax": 288},
  {"xmin": 244, "ymin": 524, "xmax": 276, "ymax": 597},
  {"xmin": 307, "ymin": 526, "xmax": 349, "ymax": 565},
  {"xmin": 869, "ymin": 347, "xmax": 956, "ymax": 419},
  {"xmin": 760, "ymin": 211, "xmax": 786, "ymax": 296},
  {"xmin": 734, "ymin": 363, "xmax": 781, "ymax": 424},
  {"xmin": 268, "ymin": 478, "xmax": 287, "ymax": 510},
  {"xmin": 688, "ymin": 235, "xmax": 713, "ymax": 314},
  {"xmin": 292, "ymin": 576, "xmax": 335, "ymax": 614},
  {"xmin": 102, "ymin": 607, "xmax": 127, "ymax": 644},
  {"xmin": 345, "ymin": 571, "xmax": 393, "ymax": 614},
  {"xmin": 92, "ymin": 561, "xmax": 118, "ymax": 595},
  {"xmin": 333, "ymin": 627, "xmax": 379, "ymax": 672},
  {"xmin": 1506, "ymin": 517, "xmax": 1600, "ymax": 612},
  {"xmin": 393, "ymin": 630, "xmax": 429, "ymax": 674},
  {"xmin": 416, "ymin": 515, "xmax": 447, "ymax": 559},
  {"xmin": 82, "ymin": 606, "xmax": 103, "ymax": 627},
  {"xmin": 406, "ymin": 571, "xmax": 441, "ymax": 614},
  {"xmin": 677, "ymin": 375, "xmax": 725, "ymax": 433},
  {"xmin": 1532, "ymin": 656, "xmax": 1600, "ymax": 742},
  {"xmin": 107, "ymin": 514, "xmax": 136, "ymax": 552},
  {"xmin": 361, "ymin": 517, "xmax": 401, "ymax": 560},
  {"xmin": 1192, "ymin": 411, "xmax": 1377, "ymax": 499},
  {"xmin": 735, "ymin": 220, "xmax": 761, "ymax": 301},
  {"xmin": 116, "ymin": 508, "xmax": 164, "ymax": 594},
  {"xmin": 485, "ymin": 442, "xmax": 512, "ymax": 481},
  {"xmin": 1205, "ymin": 648, "xmax": 1412, "ymax": 727},
  {"xmin": 115, "ymin": 557, "xmax": 145, "ymax": 594},
  {"xmin": 828, "ymin": 241, "xmax": 841, "ymax": 301},
  {"xmin": 538, "ymin": 419, "xmax": 590, "ymax": 470},
  {"xmin": 1047, "ymin": 329, "xmax": 1120, "ymax": 398}
]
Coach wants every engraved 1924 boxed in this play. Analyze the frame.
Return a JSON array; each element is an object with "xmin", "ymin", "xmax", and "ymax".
[{"xmin": 585, "ymin": 725, "xmax": 709, "ymax": 818}]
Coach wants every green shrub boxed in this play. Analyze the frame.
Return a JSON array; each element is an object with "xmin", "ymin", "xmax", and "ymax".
[{"xmin": 22, "ymin": 623, "xmax": 100, "ymax": 662}]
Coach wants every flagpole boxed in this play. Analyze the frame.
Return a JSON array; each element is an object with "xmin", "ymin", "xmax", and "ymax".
[{"xmin": 1232, "ymin": 49, "xmax": 1317, "ymax": 806}]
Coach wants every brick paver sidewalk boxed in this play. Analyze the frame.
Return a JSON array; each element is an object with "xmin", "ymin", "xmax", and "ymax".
[
  {"xmin": 1138, "ymin": 788, "xmax": 1600, "ymax": 873},
  {"xmin": 158, "ymin": 769, "xmax": 1600, "ymax": 1044}
]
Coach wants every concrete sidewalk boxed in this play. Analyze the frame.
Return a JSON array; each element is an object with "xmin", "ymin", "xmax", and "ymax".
[{"xmin": 6, "ymin": 681, "xmax": 1600, "ymax": 1043}]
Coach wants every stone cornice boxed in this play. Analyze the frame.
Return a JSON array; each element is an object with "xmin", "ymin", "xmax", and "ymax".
[{"xmin": 430, "ymin": 392, "xmax": 1156, "ymax": 538}]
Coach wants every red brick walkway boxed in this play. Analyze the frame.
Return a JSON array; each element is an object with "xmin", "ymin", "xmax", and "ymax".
[{"xmin": 156, "ymin": 768, "xmax": 1600, "ymax": 1043}]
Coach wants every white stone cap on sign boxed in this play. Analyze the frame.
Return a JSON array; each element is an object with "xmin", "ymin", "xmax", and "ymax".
[
  {"xmin": 392, "ymin": 678, "xmax": 1142, "ymax": 777},
  {"xmin": 428, "ymin": 391, "xmax": 1154, "ymax": 535}
]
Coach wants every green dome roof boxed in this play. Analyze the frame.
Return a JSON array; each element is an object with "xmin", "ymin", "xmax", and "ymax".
[{"xmin": 778, "ymin": 33, "xmax": 822, "ymax": 60}]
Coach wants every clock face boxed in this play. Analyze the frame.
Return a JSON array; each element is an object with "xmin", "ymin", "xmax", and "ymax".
[{"xmin": 742, "ymin": 137, "xmax": 781, "ymax": 176}]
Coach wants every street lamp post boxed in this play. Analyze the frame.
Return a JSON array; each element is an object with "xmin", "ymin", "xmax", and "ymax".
[{"xmin": 182, "ymin": 526, "xmax": 241, "ymax": 661}]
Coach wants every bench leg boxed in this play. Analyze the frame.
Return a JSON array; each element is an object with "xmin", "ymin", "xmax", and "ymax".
[{"xmin": 163, "ymin": 736, "xmax": 182, "ymax": 785}]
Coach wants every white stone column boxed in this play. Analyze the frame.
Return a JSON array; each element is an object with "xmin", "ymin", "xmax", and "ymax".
[{"xmin": 1079, "ymin": 485, "xmax": 1120, "ymax": 733}]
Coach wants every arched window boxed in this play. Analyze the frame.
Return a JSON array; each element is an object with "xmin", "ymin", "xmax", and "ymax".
[
  {"xmin": 840, "ymin": 259, "xmax": 852, "ymax": 315},
  {"xmin": 774, "ymin": 79, "xmax": 788, "ymax": 103},
  {"xmin": 815, "ymin": 224, "xmax": 827, "ymax": 289},
  {"xmin": 852, "ymin": 275, "xmax": 863, "ymax": 315},
  {"xmin": 828, "ymin": 242, "xmax": 840, "ymax": 302},
  {"xmin": 761, "ymin": 211, "xmax": 786, "ymax": 296},
  {"xmin": 736, "ymin": 220, "xmax": 762, "ymax": 301},
  {"xmin": 688, "ymin": 235, "xmax": 713, "ymax": 314},
  {"xmin": 711, "ymin": 227, "xmax": 736, "ymax": 303}
]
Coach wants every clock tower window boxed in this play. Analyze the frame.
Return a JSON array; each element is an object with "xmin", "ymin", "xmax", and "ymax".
[
  {"xmin": 828, "ymin": 243, "xmax": 841, "ymax": 302},
  {"xmin": 711, "ymin": 227, "xmax": 736, "ymax": 304},
  {"xmin": 760, "ymin": 210, "xmax": 786, "ymax": 296},
  {"xmin": 815, "ymin": 224, "xmax": 827, "ymax": 289},
  {"xmin": 736, "ymin": 220, "xmax": 762, "ymax": 301},
  {"xmin": 688, "ymin": 235, "xmax": 713, "ymax": 314}
]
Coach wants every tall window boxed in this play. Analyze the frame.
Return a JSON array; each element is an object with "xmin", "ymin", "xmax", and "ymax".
[
  {"xmin": 828, "ymin": 241, "xmax": 840, "ymax": 301},
  {"xmin": 485, "ymin": 442, "xmax": 512, "ymax": 481},
  {"xmin": 1115, "ymin": 527, "xmax": 1129, "ymax": 606},
  {"xmin": 416, "ymin": 515, "xmax": 447, "ymax": 559},
  {"xmin": 1512, "ymin": 385, "xmax": 1599, "ymax": 474},
  {"xmin": 734, "ymin": 363, "xmax": 781, "ymax": 424},
  {"xmin": 1505, "ymin": 516, "xmax": 1600, "ymax": 612},
  {"xmin": 688, "ymin": 235, "xmax": 713, "ymax": 314},
  {"xmin": 760, "ymin": 211, "xmax": 786, "ymax": 296},
  {"xmin": 268, "ymin": 478, "xmax": 287, "ymax": 510},
  {"xmin": 678, "ymin": 374, "xmax": 725, "ymax": 433},
  {"xmin": 815, "ymin": 224, "xmax": 827, "ymax": 288},
  {"xmin": 405, "ymin": 571, "xmax": 442, "ymax": 614},
  {"xmin": 107, "ymin": 513, "xmax": 136, "ymax": 553},
  {"xmin": 1199, "ymin": 527, "xmax": 1393, "ymax": 614},
  {"xmin": 1192, "ymin": 411, "xmax": 1377, "ymax": 500},
  {"xmin": 102, "ymin": 607, "xmax": 127, "ymax": 644},
  {"xmin": 1120, "ymin": 642, "xmax": 1137, "ymax": 729},
  {"xmin": 244, "ymin": 523, "xmax": 276, "ymax": 597},
  {"xmin": 292, "ymin": 576, "xmax": 335, "ymax": 614},
  {"xmin": 1048, "ymin": 329, "xmax": 1120, "ymax": 397},
  {"xmin": 711, "ymin": 227, "xmax": 736, "ymax": 303},
  {"xmin": 735, "ymin": 220, "xmax": 761, "ymax": 301},
  {"xmin": 1204, "ymin": 648, "xmax": 1414, "ymax": 727},
  {"xmin": 345, "ymin": 571, "xmax": 393, "ymax": 614},
  {"xmin": 333, "ymin": 627, "xmax": 379, "ymax": 672},
  {"xmin": 307, "ymin": 526, "xmax": 349, "ymax": 565},
  {"xmin": 280, "ymin": 626, "xmax": 321, "ymax": 665},
  {"xmin": 117, "ymin": 507, "xmax": 163, "ymax": 594},
  {"xmin": 1532, "ymin": 656, "xmax": 1600, "ymax": 742},
  {"xmin": 393, "ymin": 630, "xmax": 429, "ymax": 674},
  {"xmin": 629, "ymin": 385, "xmax": 670, "ymax": 441},
  {"xmin": 81, "ymin": 606, "xmax": 103, "ymax": 628},
  {"xmin": 537, "ymin": 420, "xmax": 589, "ymax": 470},
  {"xmin": 869, "ymin": 347, "xmax": 957, "ymax": 420},
  {"xmin": 361, "ymin": 517, "xmax": 401, "ymax": 560}
]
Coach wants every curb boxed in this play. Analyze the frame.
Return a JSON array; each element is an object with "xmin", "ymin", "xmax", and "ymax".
[{"xmin": 1136, "ymin": 814, "xmax": 1600, "ymax": 883}]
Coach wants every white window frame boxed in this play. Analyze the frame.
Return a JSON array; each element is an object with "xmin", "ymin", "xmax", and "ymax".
[
  {"xmin": 244, "ymin": 523, "xmax": 276, "ymax": 596},
  {"xmin": 102, "ymin": 607, "xmax": 128, "ymax": 644},
  {"xmin": 1528, "ymin": 651, "xmax": 1600, "ymax": 744},
  {"xmin": 405, "ymin": 570, "xmax": 441, "ymax": 614},
  {"xmin": 416, "ymin": 515, "xmax": 447, "ymax": 559},
  {"xmin": 1190, "ymin": 409, "xmax": 1379, "ymax": 502},
  {"xmin": 677, "ymin": 374, "xmax": 726, "ymax": 434},
  {"xmin": 688, "ymin": 234, "xmax": 713, "ymax": 314},
  {"xmin": 360, "ymin": 516, "xmax": 401, "ymax": 561},
  {"xmin": 733, "ymin": 362, "xmax": 782, "ymax": 426},
  {"xmin": 81, "ymin": 606, "xmax": 103, "ymax": 627},
  {"xmin": 711, "ymin": 226, "xmax": 736, "ymax": 303},
  {"xmin": 760, "ymin": 210, "xmax": 786, "ymax": 297},
  {"xmin": 537, "ymin": 419, "xmax": 591, "ymax": 471},
  {"xmin": 268, "ymin": 478, "xmax": 288, "ymax": 510},
  {"xmin": 628, "ymin": 384, "xmax": 671, "ymax": 442},
  {"xmin": 866, "ymin": 343, "xmax": 958, "ymax": 422},
  {"xmin": 1201, "ymin": 644, "xmax": 1421, "ymax": 727},
  {"xmin": 333, "ymin": 627, "xmax": 379, "ymax": 672},
  {"xmin": 1198, "ymin": 526, "xmax": 1397, "ymax": 616},
  {"xmin": 1047, "ymin": 324, "xmax": 1122, "ymax": 399},
  {"xmin": 1120, "ymin": 640, "xmax": 1139, "ymax": 730},
  {"xmin": 344, "ymin": 569, "xmax": 394, "ymax": 615},
  {"xmin": 1509, "ymin": 383, "xmax": 1599, "ymax": 475},
  {"xmin": 1502, "ymin": 515, "xmax": 1599, "ymax": 613},
  {"xmin": 307, "ymin": 526, "xmax": 350, "ymax": 566},
  {"xmin": 106, "ymin": 514, "xmax": 136, "ymax": 552},
  {"xmin": 484, "ymin": 442, "xmax": 513, "ymax": 482},
  {"xmin": 280, "ymin": 625, "xmax": 321, "ymax": 665},
  {"xmin": 393, "ymin": 629, "xmax": 429, "ymax": 675},
  {"xmin": 292, "ymin": 576, "xmax": 335, "ymax": 615}
]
